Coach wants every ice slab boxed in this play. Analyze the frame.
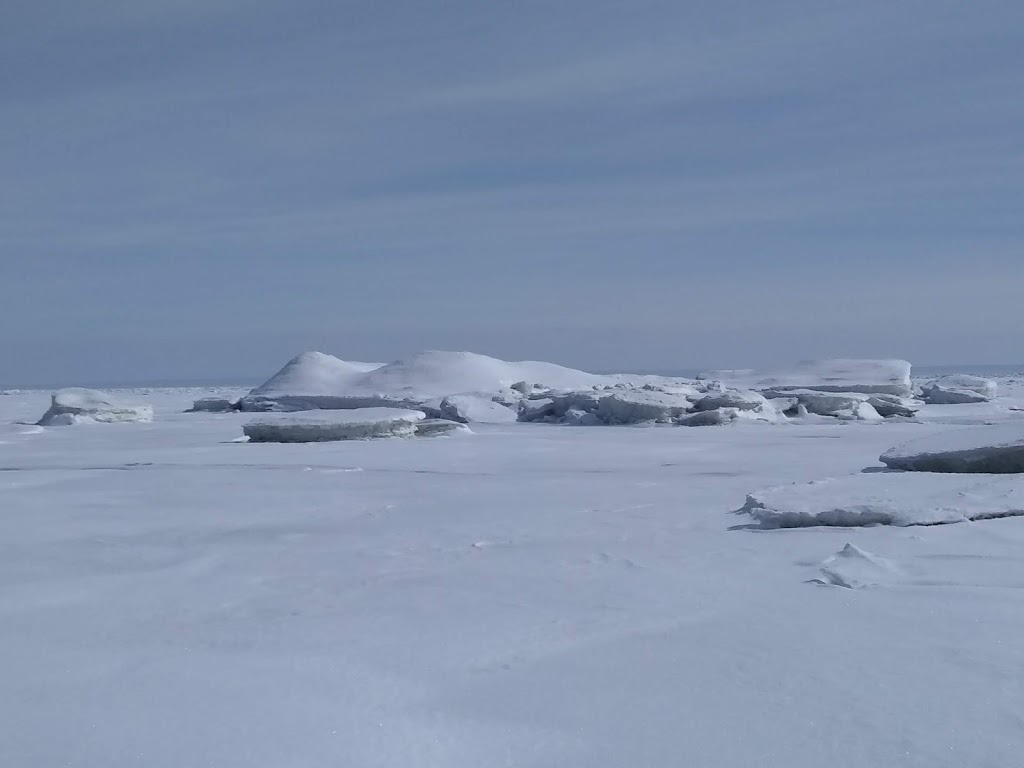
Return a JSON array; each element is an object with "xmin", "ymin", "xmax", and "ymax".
[
  {"xmin": 881, "ymin": 424, "xmax": 1024, "ymax": 473},
  {"xmin": 740, "ymin": 473, "xmax": 1024, "ymax": 528},
  {"xmin": 243, "ymin": 408, "xmax": 425, "ymax": 443},
  {"xmin": 37, "ymin": 389, "xmax": 153, "ymax": 426}
]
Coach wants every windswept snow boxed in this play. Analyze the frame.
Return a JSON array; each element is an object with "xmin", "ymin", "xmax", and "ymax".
[
  {"xmin": 703, "ymin": 359, "xmax": 914, "ymax": 397},
  {"xmin": 741, "ymin": 473, "xmax": 1024, "ymax": 528},
  {"xmin": 881, "ymin": 424, "xmax": 1024, "ymax": 473},
  {"xmin": 243, "ymin": 408, "xmax": 425, "ymax": 442},
  {"xmin": 36, "ymin": 388, "xmax": 153, "ymax": 426}
]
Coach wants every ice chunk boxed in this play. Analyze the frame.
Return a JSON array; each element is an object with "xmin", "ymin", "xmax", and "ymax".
[
  {"xmin": 920, "ymin": 375, "xmax": 997, "ymax": 405},
  {"xmin": 37, "ymin": 389, "xmax": 153, "ymax": 426},
  {"xmin": 428, "ymin": 394, "xmax": 517, "ymax": 424},
  {"xmin": 740, "ymin": 474, "xmax": 1024, "ymax": 528},
  {"xmin": 595, "ymin": 390, "xmax": 692, "ymax": 424},
  {"xmin": 763, "ymin": 390, "xmax": 883, "ymax": 421},
  {"xmin": 880, "ymin": 424, "xmax": 1024, "ymax": 473},
  {"xmin": 866, "ymin": 394, "xmax": 919, "ymax": 418},
  {"xmin": 518, "ymin": 398, "xmax": 556, "ymax": 422},
  {"xmin": 187, "ymin": 397, "xmax": 239, "ymax": 413},
  {"xmin": 413, "ymin": 419, "xmax": 473, "ymax": 437},
  {"xmin": 563, "ymin": 407, "xmax": 602, "ymax": 426},
  {"xmin": 692, "ymin": 390, "xmax": 767, "ymax": 412},
  {"xmin": 678, "ymin": 408, "xmax": 739, "ymax": 427},
  {"xmin": 703, "ymin": 359, "xmax": 913, "ymax": 397},
  {"xmin": 243, "ymin": 408, "xmax": 425, "ymax": 443}
]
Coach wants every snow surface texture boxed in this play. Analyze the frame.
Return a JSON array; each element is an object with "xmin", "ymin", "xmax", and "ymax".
[
  {"xmin": 881, "ymin": 424, "xmax": 1024, "ymax": 473},
  {"xmin": 702, "ymin": 358, "xmax": 914, "ymax": 397},
  {"xmin": 741, "ymin": 473, "xmax": 1024, "ymax": 528},
  {"xmin": 6, "ymin": 382, "xmax": 1024, "ymax": 767},
  {"xmin": 36, "ymin": 388, "xmax": 153, "ymax": 425},
  {"xmin": 243, "ymin": 408, "xmax": 426, "ymax": 442}
]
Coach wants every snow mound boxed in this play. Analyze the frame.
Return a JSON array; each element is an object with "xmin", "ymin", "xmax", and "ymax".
[
  {"xmin": 813, "ymin": 544, "xmax": 900, "ymax": 589},
  {"xmin": 243, "ymin": 408, "xmax": 425, "ymax": 443},
  {"xmin": 187, "ymin": 397, "xmax": 239, "ymax": 413},
  {"xmin": 921, "ymin": 375, "xmax": 998, "ymax": 405},
  {"xmin": 37, "ymin": 389, "xmax": 153, "ymax": 426},
  {"xmin": 880, "ymin": 424, "xmax": 1024, "ymax": 473},
  {"xmin": 241, "ymin": 350, "xmax": 620, "ymax": 415},
  {"xmin": 703, "ymin": 359, "xmax": 913, "ymax": 397},
  {"xmin": 241, "ymin": 352, "xmax": 388, "ymax": 411},
  {"xmin": 740, "ymin": 474, "xmax": 1024, "ymax": 528}
]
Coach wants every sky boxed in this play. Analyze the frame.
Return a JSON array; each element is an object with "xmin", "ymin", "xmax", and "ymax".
[{"xmin": 2, "ymin": 0, "xmax": 1023, "ymax": 386}]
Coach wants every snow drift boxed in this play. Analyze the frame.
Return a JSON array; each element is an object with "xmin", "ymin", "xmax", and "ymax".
[
  {"xmin": 740, "ymin": 474, "xmax": 1024, "ymax": 528},
  {"xmin": 880, "ymin": 424, "xmax": 1024, "ymax": 473},
  {"xmin": 37, "ymin": 389, "xmax": 153, "ymax": 426}
]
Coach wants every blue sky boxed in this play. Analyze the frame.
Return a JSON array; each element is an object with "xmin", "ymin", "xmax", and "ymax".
[{"xmin": 2, "ymin": 1, "xmax": 1023, "ymax": 386}]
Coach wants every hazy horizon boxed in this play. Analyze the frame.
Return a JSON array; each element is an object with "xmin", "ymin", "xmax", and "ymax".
[
  {"xmin": 4, "ymin": 1, "xmax": 1023, "ymax": 385},
  {"xmin": 4, "ymin": 357, "xmax": 1023, "ymax": 392}
]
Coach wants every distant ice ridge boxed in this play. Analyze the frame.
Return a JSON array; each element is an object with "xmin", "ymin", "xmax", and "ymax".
[
  {"xmin": 740, "ymin": 474, "xmax": 1024, "ymax": 528},
  {"xmin": 37, "ymin": 389, "xmax": 153, "ymax": 426},
  {"xmin": 238, "ymin": 350, "xmax": 610, "ymax": 415},
  {"xmin": 701, "ymin": 359, "xmax": 914, "ymax": 398},
  {"xmin": 237, "ymin": 351, "xmax": 920, "ymax": 427},
  {"xmin": 881, "ymin": 424, "xmax": 1024, "ymax": 473}
]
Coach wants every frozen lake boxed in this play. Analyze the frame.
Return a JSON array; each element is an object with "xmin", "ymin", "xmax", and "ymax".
[{"xmin": 3, "ymin": 384, "xmax": 1024, "ymax": 767}]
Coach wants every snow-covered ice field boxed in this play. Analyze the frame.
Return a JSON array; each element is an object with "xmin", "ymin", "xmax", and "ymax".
[{"xmin": 3, "ymin": 380, "xmax": 1024, "ymax": 767}]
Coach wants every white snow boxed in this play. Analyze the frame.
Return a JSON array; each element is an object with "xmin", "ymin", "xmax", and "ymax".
[
  {"xmin": 881, "ymin": 424, "xmax": 1024, "ymax": 473},
  {"xmin": 741, "ymin": 473, "xmax": 1024, "ymax": 527},
  {"xmin": 703, "ymin": 358, "xmax": 914, "ymax": 397},
  {"xmin": 36, "ymin": 388, "xmax": 153, "ymax": 425},
  {"xmin": 243, "ymin": 408, "xmax": 426, "ymax": 442},
  {"xmin": 6, "ymin": 374, "xmax": 1024, "ymax": 767}
]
